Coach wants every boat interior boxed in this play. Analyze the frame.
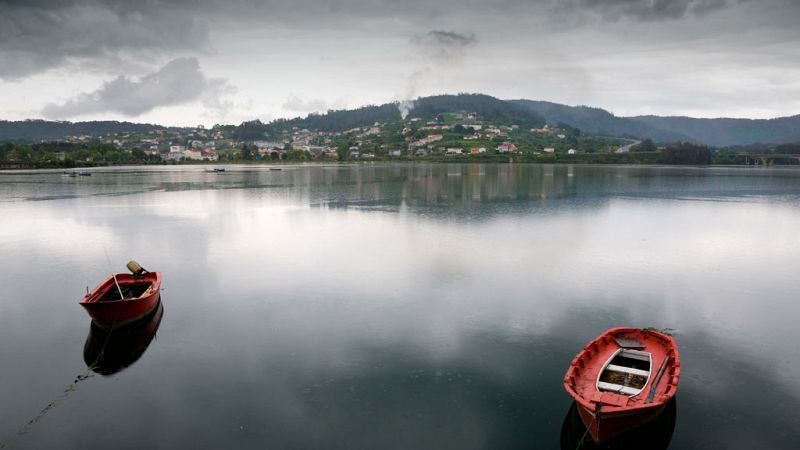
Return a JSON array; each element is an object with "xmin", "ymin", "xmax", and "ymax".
[
  {"xmin": 98, "ymin": 283, "xmax": 152, "ymax": 301},
  {"xmin": 597, "ymin": 348, "xmax": 652, "ymax": 396}
]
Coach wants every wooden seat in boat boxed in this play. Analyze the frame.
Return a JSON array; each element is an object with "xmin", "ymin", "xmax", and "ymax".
[{"xmin": 597, "ymin": 349, "xmax": 652, "ymax": 396}]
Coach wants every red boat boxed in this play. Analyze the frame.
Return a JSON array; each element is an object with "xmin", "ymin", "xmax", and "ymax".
[
  {"xmin": 79, "ymin": 261, "xmax": 161, "ymax": 330},
  {"xmin": 563, "ymin": 327, "xmax": 680, "ymax": 444}
]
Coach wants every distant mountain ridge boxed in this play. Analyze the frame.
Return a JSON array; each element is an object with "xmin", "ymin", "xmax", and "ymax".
[
  {"xmin": 2, "ymin": 95, "xmax": 798, "ymax": 146},
  {"xmin": 0, "ymin": 119, "xmax": 180, "ymax": 142},
  {"xmin": 509, "ymin": 100, "xmax": 694, "ymax": 143},
  {"xmin": 629, "ymin": 114, "xmax": 800, "ymax": 147},
  {"xmin": 513, "ymin": 100, "xmax": 800, "ymax": 146}
]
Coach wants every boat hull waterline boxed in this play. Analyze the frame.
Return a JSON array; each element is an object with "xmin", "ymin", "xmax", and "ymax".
[
  {"xmin": 563, "ymin": 327, "xmax": 681, "ymax": 443},
  {"xmin": 79, "ymin": 272, "xmax": 162, "ymax": 330}
]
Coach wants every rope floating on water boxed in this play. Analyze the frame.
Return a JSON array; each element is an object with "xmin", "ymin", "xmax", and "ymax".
[
  {"xmin": 0, "ymin": 278, "xmax": 126, "ymax": 448},
  {"xmin": 575, "ymin": 411, "xmax": 597, "ymax": 450}
]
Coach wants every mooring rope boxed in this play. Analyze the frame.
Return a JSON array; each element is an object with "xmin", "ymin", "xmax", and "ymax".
[
  {"xmin": 0, "ymin": 277, "xmax": 125, "ymax": 449},
  {"xmin": 574, "ymin": 404, "xmax": 600, "ymax": 450}
]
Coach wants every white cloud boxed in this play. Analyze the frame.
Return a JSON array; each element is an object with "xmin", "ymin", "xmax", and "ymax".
[
  {"xmin": 41, "ymin": 58, "xmax": 233, "ymax": 118},
  {"xmin": 0, "ymin": 0, "xmax": 798, "ymax": 123},
  {"xmin": 282, "ymin": 95, "xmax": 346, "ymax": 114}
]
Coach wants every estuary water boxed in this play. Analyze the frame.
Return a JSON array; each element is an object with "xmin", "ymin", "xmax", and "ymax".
[{"xmin": 1, "ymin": 163, "xmax": 799, "ymax": 449}]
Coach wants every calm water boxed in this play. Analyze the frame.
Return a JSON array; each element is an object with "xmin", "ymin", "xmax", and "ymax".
[{"xmin": 1, "ymin": 163, "xmax": 799, "ymax": 449}]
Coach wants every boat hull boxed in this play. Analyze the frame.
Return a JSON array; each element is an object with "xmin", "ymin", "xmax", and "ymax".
[
  {"xmin": 576, "ymin": 401, "xmax": 665, "ymax": 443},
  {"xmin": 560, "ymin": 399, "xmax": 677, "ymax": 449},
  {"xmin": 79, "ymin": 272, "xmax": 161, "ymax": 330}
]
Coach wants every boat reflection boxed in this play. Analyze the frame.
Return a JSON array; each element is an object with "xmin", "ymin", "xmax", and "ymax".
[
  {"xmin": 83, "ymin": 300, "xmax": 164, "ymax": 375},
  {"xmin": 560, "ymin": 397, "xmax": 677, "ymax": 450}
]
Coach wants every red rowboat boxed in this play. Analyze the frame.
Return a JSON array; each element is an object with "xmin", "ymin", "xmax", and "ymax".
[
  {"xmin": 563, "ymin": 327, "xmax": 681, "ymax": 443},
  {"xmin": 79, "ymin": 261, "xmax": 161, "ymax": 330}
]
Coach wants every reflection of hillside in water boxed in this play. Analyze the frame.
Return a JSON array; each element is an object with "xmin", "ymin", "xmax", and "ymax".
[
  {"xmin": 158, "ymin": 302, "xmax": 800, "ymax": 449},
  {"xmin": 295, "ymin": 164, "xmax": 800, "ymax": 214},
  {"xmin": 316, "ymin": 164, "xmax": 634, "ymax": 218}
]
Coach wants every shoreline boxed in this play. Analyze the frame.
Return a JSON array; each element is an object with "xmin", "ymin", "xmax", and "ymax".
[{"xmin": 3, "ymin": 160, "xmax": 798, "ymax": 174}]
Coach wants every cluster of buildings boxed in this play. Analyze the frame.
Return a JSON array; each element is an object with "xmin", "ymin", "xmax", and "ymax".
[
  {"xmin": 409, "ymin": 134, "xmax": 443, "ymax": 151},
  {"xmin": 496, "ymin": 142, "xmax": 519, "ymax": 153},
  {"xmin": 64, "ymin": 126, "xmax": 223, "ymax": 161},
  {"xmin": 162, "ymin": 144, "xmax": 219, "ymax": 161},
  {"xmin": 531, "ymin": 124, "xmax": 567, "ymax": 139},
  {"xmin": 55, "ymin": 111, "xmax": 581, "ymax": 161}
]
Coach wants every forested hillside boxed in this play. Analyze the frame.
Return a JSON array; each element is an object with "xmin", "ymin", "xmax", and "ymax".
[
  {"xmin": 0, "ymin": 120, "xmax": 176, "ymax": 141},
  {"xmin": 2, "ymin": 95, "xmax": 798, "ymax": 147},
  {"xmin": 630, "ymin": 115, "xmax": 800, "ymax": 147},
  {"xmin": 514, "ymin": 100, "xmax": 800, "ymax": 146}
]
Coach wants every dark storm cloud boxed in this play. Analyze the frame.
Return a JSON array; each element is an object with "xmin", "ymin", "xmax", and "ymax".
[
  {"xmin": 0, "ymin": 0, "xmax": 795, "ymax": 81},
  {"xmin": 0, "ymin": 0, "xmax": 745, "ymax": 74},
  {"xmin": 41, "ymin": 57, "xmax": 230, "ymax": 118},
  {"xmin": 424, "ymin": 30, "xmax": 476, "ymax": 47},
  {"xmin": 567, "ymin": 0, "xmax": 736, "ymax": 21},
  {"xmin": 0, "ymin": 0, "xmax": 208, "ymax": 79},
  {"xmin": 412, "ymin": 30, "xmax": 476, "ymax": 62}
]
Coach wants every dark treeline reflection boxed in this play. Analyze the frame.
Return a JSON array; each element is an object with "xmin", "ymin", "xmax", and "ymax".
[
  {"xmin": 266, "ymin": 164, "xmax": 800, "ymax": 216},
  {"xmin": 305, "ymin": 164, "xmax": 635, "ymax": 220},
  {"xmin": 5, "ymin": 164, "xmax": 800, "ymax": 209}
]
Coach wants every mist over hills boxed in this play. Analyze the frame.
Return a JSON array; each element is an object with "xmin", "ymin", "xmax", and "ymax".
[{"xmin": 2, "ymin": 94, "xmax": 798, "ymax": 147}]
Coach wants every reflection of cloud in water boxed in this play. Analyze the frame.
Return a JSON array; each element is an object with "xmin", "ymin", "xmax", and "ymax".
[
  {"xmin": 3, "ymin": 164, "xmax": 800, "ymax": 447},
  {"xmin": 50, "ymin": 304, "xmax": 800, "ymax": 449},
  {"xmin": 670, "ymin": 328, "xmax": 800, "ymax": 449}
]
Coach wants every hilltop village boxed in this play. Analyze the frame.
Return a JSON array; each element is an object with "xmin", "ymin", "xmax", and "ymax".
[
  {"xmin": 2, "ymin": 92, "xmax": 798, "ymax": 168},
  {"xmin": 7, "ymin": 110, "xmax": 627, "ymax": 166}
]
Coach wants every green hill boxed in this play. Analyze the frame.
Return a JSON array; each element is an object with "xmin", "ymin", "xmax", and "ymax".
[
  {"xmin": 0, "ymin": 120, "xmax": 176, "ymax": 141},
  {"xmin": 2, "ymin": 94, "xmax": 798, "ymax": 147},
  {"xmin": 630, "ymin": 115, "xmax": 800, "ymax": 147},
  {"xmin": 510, "ymin": 100, "xmax": 693, "ymax": 142},
  {"xmin": 513, "ymin": 100, "xmax": 800, "ymax": 146},
  {"xmin": 253, "ymin": 93, "xmax": 546, "ymax": 138}
]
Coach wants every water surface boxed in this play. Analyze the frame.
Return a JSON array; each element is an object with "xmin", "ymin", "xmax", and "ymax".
[{"xmin": 1, "ymin": 164, "xmax": 799, "ymax": 449}]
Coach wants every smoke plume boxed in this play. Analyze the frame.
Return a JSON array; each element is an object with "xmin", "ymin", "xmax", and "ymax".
[{"xmin": 398, "ymin": 100, "xmax": 416, "ymax": 119}]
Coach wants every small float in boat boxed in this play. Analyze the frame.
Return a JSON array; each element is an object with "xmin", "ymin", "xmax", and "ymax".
[
  {"xmin": 563, "ymin": 327, "xmax": 680, "ymax": 444},
  {"xmin": 79, "ymin": 261, "xmax": 161, "ymax": 330}
]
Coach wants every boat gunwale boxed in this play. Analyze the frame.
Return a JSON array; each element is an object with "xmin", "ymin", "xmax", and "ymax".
[
  {"xmin": 563, "ymin": 327, "xmax": 680, "ymax": 414},
  {"xmin": 80, "ymin": 272, "xmax": 161, "ymax": 305}
]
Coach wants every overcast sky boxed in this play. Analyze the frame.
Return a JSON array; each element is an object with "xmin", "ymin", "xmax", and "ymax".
[{"xmin": 1, "ymin": 0, "xmax": 799, "ymax": 126}]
